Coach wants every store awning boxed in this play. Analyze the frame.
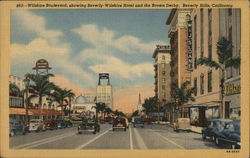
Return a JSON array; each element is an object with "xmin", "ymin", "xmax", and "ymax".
[
  {"xmin": 9, "ymin": 108, "xmax": 64, "ymax": 116},
  {"xmin": 184, "ymin": 104, "xmax": 208, "ymax": 108}
]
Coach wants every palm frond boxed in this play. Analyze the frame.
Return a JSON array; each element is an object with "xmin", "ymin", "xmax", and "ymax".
[
  {"xmin": 225, "ymin": 57, "xmax": 240, "ymax": 69},
  {"xmin": 196, "ymin": 57, "xmax": 221, "ymax": 70}
]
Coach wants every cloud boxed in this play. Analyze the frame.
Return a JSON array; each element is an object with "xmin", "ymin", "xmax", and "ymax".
[
  {"xmin": 72, "ymin": 24, "xmax": 166, "ymax": 54},
  {"xmin": 13, "ymin": 10, "xmax": 63, "ymax": 44},
  {"xmin": 89, "ymin": 57, "xmax": 154, "ymax": 78},
  {"xmin": 11, "ymin": 37, "xmax": 95, "ymax": 87}
]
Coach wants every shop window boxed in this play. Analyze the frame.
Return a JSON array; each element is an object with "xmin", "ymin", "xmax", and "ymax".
[
  {"xmin": 208, "ymin": 71, "xmax": 212, "ymax": 92},
  {"xmin": 200, "ymin": 74, "xmax": 204, "ymax": 95}
]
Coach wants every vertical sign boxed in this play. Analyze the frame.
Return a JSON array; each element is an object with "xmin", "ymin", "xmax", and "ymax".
[{"xmin": 186, "ymin": 20, "xmax": 193, "ymax": 71}]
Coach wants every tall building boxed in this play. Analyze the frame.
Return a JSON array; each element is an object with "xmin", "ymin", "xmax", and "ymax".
[
  {"xmin": 188, "ymin": 9, "xmax": 241, "ymax": 127},
  {"xmin": 96, "ymin": 73, "xmax": 113, "ymax": 109},
  {"xmin": 152, "ymin": 45, "xmax": 171, "ymax": 103},
  {"xmin": 9, "ymin": 75, "xmax": 25, "ymax": 91},
  {"xmin": 166, "ymin": 9, "xmax": 192, "ymax": 91},
  {"xmin": 166, "ymin": 9, "xmax": 192, "ymax": 120}
]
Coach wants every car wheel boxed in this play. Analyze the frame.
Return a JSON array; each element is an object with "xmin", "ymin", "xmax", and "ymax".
[
  {"xmin": 215, "ymin": 137, "xmax": 220, "ymax": 146},
  {"xmin": 93, "ymin": 131, "xmax": 96, "ymax": 134},
  {"xmin": 78, "ymin": 131, "xmax": 82, "ymax": 134},
  {"xmin": 36, "ymin": 128, "xmax": 40, "ymax": 133},
  {"xmin": 10, "ymin": 130, "xmax": 15, "ymax": 137},
  {"xmin": 202, "ymin": 133, "xmax": 206, "ymax": 140}
]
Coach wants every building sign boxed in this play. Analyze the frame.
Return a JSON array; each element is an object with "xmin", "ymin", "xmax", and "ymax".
[
  {"xmin": 99, "ymin": 73, "xmax": 109, "ymax": 79},
  {"xmin": 73, "ymin": 106, "xmax": 86, "ymax": 110},
  {"xmin": 186, "ymin": 20, "xmax": 193, "ymax": 71},
  {"xmin": 224, "ymin": 84, "xmax": 241, "ymax": 95}
]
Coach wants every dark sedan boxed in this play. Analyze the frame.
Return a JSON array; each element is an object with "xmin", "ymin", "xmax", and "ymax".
[
  {"xmin": 214, "ymin": 120, "xmax": 240, "ymax": 149},
  {"xmin": 202, "ymin": 119, "xmax": 232, "ymax": 141},
  {"xmin": 9, "ymin": 120, "xmax": 28, "ymax": 137},
  {"xmin": 44, "ymin": 119, "xmax": 58, "ymax": 130}
]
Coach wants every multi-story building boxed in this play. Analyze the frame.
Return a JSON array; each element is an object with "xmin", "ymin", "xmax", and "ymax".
[
  {"xmin": 152, "ymin": 45, "xmax": 171, "ymax": 121},
  {"xmin": 187, "ymin": 9, "xmax": 241, "ymax": 127},
  {"xmin": 9, "ymin": 75, "xmax": 25, "ymax": 91},
  {"xmin": 166, "ymin": 9, "xmax": 192, "ymax": 120},
  {"xmin": 84, "ymin": 94, "xmax": 96, "ymax": 103},
  {"xmin": 96, "ymin": 73, "xmax": 113, "ymax": 109}
]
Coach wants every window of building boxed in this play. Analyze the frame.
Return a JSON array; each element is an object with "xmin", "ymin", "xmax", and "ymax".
[
  {"xmin": 162, "ymin": 71, "xmax": 166, "ymax": 75},
  {"xmin": 161, "ymin": 63, "xmax": 166, "ymax": 69},
  {"xmin": 194, "ymin": 15, "xmax": 197, "ymax": 69},
  {"xmin": 162, "ymin": 85, "xmax": 166, "ymax": 90},
  {"xmin": 200, "ymin": 9, "xmax": 204, "ymax": 58},
  {"xmin": 208, "ymin": 44, "xmax": 212, "ymax": 60},
  {"xmin": 208, "ymin": 9, "xmax": 212, "ymax": 36},
  {"xmin": 194, "ymin": 78, "xmax": 197, "ymax": 96},
  {"xmin": 200, "ymin": 74, "xmax": 204, "ymax": 95},
  {"xmin": 228, "ymin": 8, "xmax": 232, "ymax": 16},
  {"xmin": 208, "ymin": 71, "xmax": 212, "ymax": 92},
  {"xmin": 162, "ymin": 78, "xmax": 166, "ymax": 83}
]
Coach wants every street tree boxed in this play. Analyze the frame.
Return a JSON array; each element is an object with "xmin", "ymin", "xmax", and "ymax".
[
  {"xmin": 24, "ymin": 73, "xmax": 55, "ymax": 108},
  {"xmin": 9, "ymin": 83, "xmax": 23, "ymax": 97},
  {"xmin": 197, "ymin": 37, "xmax": 240, "ymax": 118}
]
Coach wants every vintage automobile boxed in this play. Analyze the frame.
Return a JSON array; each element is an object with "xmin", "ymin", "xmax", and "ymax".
[
  {"xmin": 78, "ymin": 118, "xmax": 100, "ymax": 134},
  {"xmin": 29, "ymin": 119, "xmax": 46, "ymax": 132},
  {"xmin": 124, "ymin": 118, "xmax": 129, "ymax": 128},
  {"xmin": 173, "ymin": 118, "xmax": 191, "ymax": 132},
  {"xmin": 9, "ymin": 119, "xmax": 28, "ymax": 137},
  {"xmin": 132, "ymin": 117, "xmax": 144, "ymax": 128},
  {"xmin": 214, "ymin": 120, "xmax": 240, "ymax": 149},
  {"xmin": 44, "ymin": 119, "xmax": 58, "ymax": 130},
  {"xmin": 56, "ymin": 119, "xmax": 67, "ymax": 129},
  {"xmin": 202, "ymin": 119, "xmax": 232, "ymax": 140},
  {"xmin": 113, "ymin": 117, "xmax": 127, "ymax": 131},
  {"xmin": 64, "ymin": 117, "xmax": 73, "ymax": 127}
]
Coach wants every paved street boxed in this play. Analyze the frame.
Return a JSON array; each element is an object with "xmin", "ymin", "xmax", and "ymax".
[{"xmin": 10, "ymin": 123, "xmax": 220, "ymax": 149}]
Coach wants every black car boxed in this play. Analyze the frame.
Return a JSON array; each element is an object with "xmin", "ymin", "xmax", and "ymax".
[
  {"xmin": 78, "ymin": 118, "xmax": 100, "ymax": 134},
  {"xmin": 202, "ymin": 119, "xmax": 232, "ymax": 141},
  {"xmin": 56, "ymin": 119, "xmax": 67, "ymax": 129},
  {"xmin": 132, "ymin": 117, "xmax": 144, "ymax": 128},
  {"xmin": 214, "ymin": 120, "xmax": 240, "ymax": 149},
  {"xmin": 9, "ymin": 120, "xmax": 28, "ymax": 137}
]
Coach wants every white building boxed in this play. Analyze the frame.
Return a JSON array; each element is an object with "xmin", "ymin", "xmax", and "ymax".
[
  {"xmin": 9, "ymin": 75, "xmax": 25, "ymax": 90},
  {"xmin": 72, "ymin": 95, "xmax": 96, "ymax": 118}
]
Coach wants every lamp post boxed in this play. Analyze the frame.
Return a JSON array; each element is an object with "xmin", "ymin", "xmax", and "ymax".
[{"xmin": 23, "ymin": 78, "xmax": 30, "ymax": 125}]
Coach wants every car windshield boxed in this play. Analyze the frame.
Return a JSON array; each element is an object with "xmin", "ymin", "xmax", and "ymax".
[{"xmin": 227, "ymin": 122, "xmax": 240, "ymax": 132}]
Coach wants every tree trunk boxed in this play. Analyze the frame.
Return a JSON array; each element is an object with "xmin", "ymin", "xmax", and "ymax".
[{"xmin": 39, "ymin": 95, "xmax": 42, "ymax": 109}]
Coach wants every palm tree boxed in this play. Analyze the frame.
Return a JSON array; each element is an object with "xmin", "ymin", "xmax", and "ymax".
[
  {"xmin": 9, "ymin": 83, "xmax": 23, "ymax": 97},
  {"xmin": 197, "ymin": 37, "xmax": 240, "ymax": 118},
  {"xmin": 173, "ymin": 81, "xmax": 195, "ymax": 118},
  {"xmin": 25, "ymin": 73, "xmax": 55, "ymax": 108},
  {"xmin": 142, "ymin": 97, "xmax": 157, "ymax": 115},
  {"xmin": 104, "ymin": 107, "xmax": 113, "ymax": 119},
  {"xmin": 131, "ymin": 110, "xmax": 139, "ymax": 117},
  {"xmin": 92, "ymin": 102, "xmax": 106, "ymax": 121}
]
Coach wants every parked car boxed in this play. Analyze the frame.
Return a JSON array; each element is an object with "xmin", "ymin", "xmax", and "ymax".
[
  {"xmin": 29, "ymin": 119, "xmax": 46, "ymax": 132},
  {"xmin": 64, "ymin": 117, "xmax": 73, "ymax": 127},
  {"xmin": 124, "ymin": 118, "xmax": 129, "ymax": 128},
  {"xmin": 44, "ymin": 119, "xmax": 58, "ymax": 130},
  {"xmin": 113, "ymin": 117, "xmax": 127, "ymax": 131},
  {"xmin": 202, "ymin": 119, "xmax": 232, "ymax": 140},
  {"xmin": 9, "ymin": 120, "xmax": 28, "ymax": 137},
  {"xmin": 78, "ymin": 118, "xmax": 100, "ymax": 134},
  {"xmin": 173, "ymin": 118, "xmax": 191, "ymax": 132},
  {"xmin": 132, "ymin": 117, "xmax": 144, "ymax": 128},
  {"xmin": 56, "ymin": 119, "xmax": 67, "ymax": 129},
  {"xmin": 214, "ymin": 120, "xmax": 240, "ymax": 149}
]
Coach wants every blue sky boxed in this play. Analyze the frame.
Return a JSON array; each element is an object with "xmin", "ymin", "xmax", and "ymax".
[{"xmin": 11, "ymin": 9, "xmax": 170, "ymax": 92}]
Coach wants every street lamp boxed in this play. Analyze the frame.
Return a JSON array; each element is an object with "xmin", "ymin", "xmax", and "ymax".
[{"xmin": 23, "ymin": 78, "xmax": 30, "ymax": 125}]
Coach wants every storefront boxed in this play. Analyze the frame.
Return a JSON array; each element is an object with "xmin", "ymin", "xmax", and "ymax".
[{"xmin": 224, "ymin": 79, "xmax": 241, "ymax": 120}]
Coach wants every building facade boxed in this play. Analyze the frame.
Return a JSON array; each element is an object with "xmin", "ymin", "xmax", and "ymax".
[
  {"xmin": 96, "ymin": 73, "xmax": 113, "ymax": 109},
  {"xmin": 152, "ymin": 45, "xmax": 171, "ymax": 121},
  {"xmin": 188, "ymin": 9, "xmax": 241, "ymax": 127}
]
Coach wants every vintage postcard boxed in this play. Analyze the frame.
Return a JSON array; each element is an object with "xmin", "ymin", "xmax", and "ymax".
[{"xmin": 0, "ymin": 0, "xmax": 249, "ymax": 158}]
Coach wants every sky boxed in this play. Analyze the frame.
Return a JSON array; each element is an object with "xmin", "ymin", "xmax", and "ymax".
[{"xmin": 10, "ymin": 9, "xmax": 170, "ymax": 113}]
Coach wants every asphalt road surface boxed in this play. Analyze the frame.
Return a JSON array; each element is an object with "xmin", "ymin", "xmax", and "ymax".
[{"xmin": 10, "ymin": 123, "xmax": 221, "ymax": 149}]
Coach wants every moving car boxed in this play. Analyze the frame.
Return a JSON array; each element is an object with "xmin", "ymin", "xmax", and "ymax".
[
  {"xmin": 29, "ymin": 119, "xmax": 46, "ymax": 132},
  {"xmin": 56, "ymin": 119, "xmax": 66, "ymax": 129},
  {"xmin": 132, "ymin": 117, "xmax": 144, "ymax": 128},
  {"xmin": 202, "ymin": 119, "xmax": 232, "ymax": 140},
  {"xmin": 64, "ymin": 117, "xmax": 73, "ymax": 127},
  {"xmin": 9, "ymin": 119, "xmax": 28, "ymax": 137},
  {"xmin": 78, "ymin": 118, "xmax": 100, "ymax": 134},
  {"xmin": 44, "ymin": 119, "xmax": 58, "ymax": 130},
  {"xmin": 214, "ymin": 120, "xmax": 240, "ymax": 149},
  {"xmin": 113, "ymin": 117, "xmax": 127, "ymax": 131},
  {"xmin": 173, "ymin": 118, "xmax": 191, "ymax": 132}
]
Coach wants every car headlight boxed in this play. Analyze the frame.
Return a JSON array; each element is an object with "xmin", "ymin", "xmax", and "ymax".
[{"xmin": 237, "ymin": 142, "xmax": 241, "ymax": 146}]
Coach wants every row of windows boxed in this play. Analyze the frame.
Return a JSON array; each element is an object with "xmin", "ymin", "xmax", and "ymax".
[
  {"xmin": 9, "ymin": 97, "xmax": 23, "ymax": 108},
  {"xmin": 193, "ymin": 71, "xmax": 213, "ymax": 96}
]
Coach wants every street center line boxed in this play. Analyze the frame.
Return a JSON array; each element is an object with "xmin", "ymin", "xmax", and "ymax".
[
  {"xmin": 129, "ymin": 125, "xmax": 133, "ymax": 150},
  {"xmin": 149, "ymin": 129, "xmax": 185, "ymax": 149},
  {"xmin": 133, "ymin": 127, "xmax": 147, "ymax": 149},
  {"xmin": 75, "ymin": 128, "xmax": 111, "ymax": 149}
]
